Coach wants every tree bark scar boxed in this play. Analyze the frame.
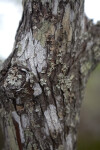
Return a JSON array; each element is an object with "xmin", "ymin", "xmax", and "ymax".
[{"xmin": 12, "ymin": 118, "xmax": 23, "ymax": 150}]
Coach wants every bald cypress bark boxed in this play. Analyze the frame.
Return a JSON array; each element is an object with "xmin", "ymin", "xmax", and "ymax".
[{"xmin": 0, "ymin": 0, "xmax": 100, "ymax": 150}]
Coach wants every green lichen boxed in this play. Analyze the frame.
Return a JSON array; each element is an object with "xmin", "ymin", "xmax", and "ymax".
[
  {"xmin": 58, "ymin": 73, "xmax": 74, "ymax": 89},
  {"xmin": 24, "ymin": 129, "xmax": 34, "ymax": 148},
  {"xmin": 32, "ymin": 143, "xmax": 38, "ymax": 150},
  {"xmin": 47, "ymin": 62, "xmax": 56, "ymax": 77},
  {"xmin": 57, "ymin": 73, "xmax": 74, "ymax": 100},
  {"xmin": 81, "ymin": 62, "xmax": 92, "ymax": 75},
  {"xmin": 40, "ymin": 78, "xmax": 47, "ymax": 86},
  {"xmin": 58, "ymin": 145, "xmax": 64, "ymax": 150},
  {"xmin": 61, "ymin": 63, "xmax": 68, "ymax": 74},
  {"xmin": 45, "ymin": 87, "xmax": 51, "ymax": 96},
  {"xmin": 4, "ymin": 68, "xmax": 22, "ymax": 88},
  {"xmin": 34, "ymin": 21, "xmax": 51, "ymax": 47},
  {"xmin": 93, "ymin": 45, "xmax": 100, "ymax": 61}
]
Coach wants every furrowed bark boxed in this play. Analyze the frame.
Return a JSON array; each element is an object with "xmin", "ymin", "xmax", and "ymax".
[{"xmin": 0, "ymin": 0, "xmax": 100, "ymax": 150}]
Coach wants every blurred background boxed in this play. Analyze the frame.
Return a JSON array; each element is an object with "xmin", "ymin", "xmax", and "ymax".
[
  {"xmin": 0, "ymin": 0, "xmax": 100, "ymax": 150},
  {"xmin": 0, "ymin": 0, "xmax": 22, "ymax": 59},
  {"xmin": 77, "ymin": 65, "xmax": 100, "ymax": 150}
]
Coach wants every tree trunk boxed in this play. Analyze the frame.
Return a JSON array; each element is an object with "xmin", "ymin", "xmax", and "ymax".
[{"xmin": 0, "ymin": 0, "xmax": 100, "ymax": 150}]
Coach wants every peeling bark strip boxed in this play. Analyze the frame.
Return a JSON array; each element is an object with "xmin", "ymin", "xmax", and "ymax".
[{"xmin": 0, "ymin": 0, "xmax": 100, "ymax": 150}]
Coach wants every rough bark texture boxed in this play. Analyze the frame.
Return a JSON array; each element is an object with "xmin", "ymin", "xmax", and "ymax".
[{"xmin": 0, "ymin": 0, "xmax": 100, "ymax": 150}]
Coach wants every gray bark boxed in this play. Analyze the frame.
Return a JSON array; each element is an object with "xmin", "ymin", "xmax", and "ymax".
[{"xmin": 0, "ymin": 0, "xmax": 100, "ymax": 150}]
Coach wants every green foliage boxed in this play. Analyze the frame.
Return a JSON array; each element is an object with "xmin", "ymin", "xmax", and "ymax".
[
  {"xmin": 77, "ymin": 137, "xmax": 100, "ymax": 150},
  {"xmin": 78, "ymin": 64, "xmax": 100, "ymax": 150}
]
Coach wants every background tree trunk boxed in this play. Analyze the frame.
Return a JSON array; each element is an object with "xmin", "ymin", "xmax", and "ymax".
[{"xmin": 0, "ymin": 0, "xmax": 100, "ymax": 150}]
